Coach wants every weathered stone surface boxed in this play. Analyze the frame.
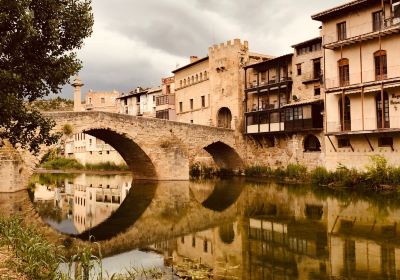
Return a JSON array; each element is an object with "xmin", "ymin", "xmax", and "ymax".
[{"xmin": 43, "ymin": 111, "xmax": 244, "ymax": 181}]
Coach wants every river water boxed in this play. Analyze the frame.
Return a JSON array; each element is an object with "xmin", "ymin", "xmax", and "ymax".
[{"xmin": 17, "ymin": 172, "xmax": 400, "ymax": 279}]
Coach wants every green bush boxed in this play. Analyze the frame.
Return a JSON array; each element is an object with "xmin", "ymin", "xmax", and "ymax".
[
  {"xmin": 310, "ymin": 166, "xmax": 331, "ymax": 186},
  {"xmin": 85, "ymin": 162, "xmax": 129, "ymax": 171},
  {"xmin": 40, "ymin": 157, "xmax": 84, "ymax": 170},
  {"xmin": 244, "ymin": 165, "xmax": 272, "ymax": 177},
  {"xmin": 286, "ymin": 164, "xmax": 307, "ymax": 180}
]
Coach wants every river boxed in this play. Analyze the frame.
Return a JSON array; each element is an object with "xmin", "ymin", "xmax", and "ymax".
[{"xmin": 8, "ymin": 172, "xmax": 400, "ymax": 279}]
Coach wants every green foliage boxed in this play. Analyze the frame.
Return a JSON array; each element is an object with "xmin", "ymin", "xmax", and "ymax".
[
  {"xmin": 310, "ymin": 166, "xmax": 331, "ymax": 186},
  {"xmin": 244, "ymin": 165, "xmax": 272, "ymax": 177},
  {"xmin": 40, "ymin": 147, "xmax": 62, "ymax": 164},
  {"xmin": 40, "ymin": 157, "xmax": 84, "ymax": 170},
  {"xmin": 31, "ymin": 97, "xmax": 74, "ymax": 112},
  {"xmin": 286, "ymin": 164, "xmax": 308, "ymax": 180},
  {"xmin": 0, "ymin": 0, "xmax": 93, "ymax": 153},
  {"xmin": 85, "ymin": 162, "xmax": 130, "ymax": 171},
  {"xmin": 62, "ymin": 124, "xmax": 74, "ymax": 136}
]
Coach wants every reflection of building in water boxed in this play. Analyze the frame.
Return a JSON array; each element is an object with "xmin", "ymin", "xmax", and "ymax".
[
  {"xmin": 328, "ymin": 199, "xmax": 400, "ymax": 279},
  {"xmin": 242, "ymin": 189, "xmax": 329, "ymax": 280},
  {"xmin": 72, "ymin": 174, "xmax": 132, "ymax": 233}
]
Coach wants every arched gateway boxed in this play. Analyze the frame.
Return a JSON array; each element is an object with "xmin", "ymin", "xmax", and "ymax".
[{"xmin": 44, "ymin": 111, "xmax": 244, "ymax": 180}]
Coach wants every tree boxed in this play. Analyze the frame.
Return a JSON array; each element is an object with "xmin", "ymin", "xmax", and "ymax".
[{"xmin": 0, "ymin": 0, "xmax": 93, "ymax": 153}]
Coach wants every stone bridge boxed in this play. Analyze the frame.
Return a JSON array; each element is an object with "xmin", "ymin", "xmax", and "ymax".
[{"xmin": 45, "ymin": 111, "xmax": 244, "ymax": 180}]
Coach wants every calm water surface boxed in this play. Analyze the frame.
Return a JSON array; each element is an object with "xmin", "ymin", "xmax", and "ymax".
[{"xmin": 13, "ymin": 173, "xmax": 400, "ymax": 279}]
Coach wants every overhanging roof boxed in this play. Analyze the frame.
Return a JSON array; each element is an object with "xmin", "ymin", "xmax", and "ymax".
[{"xmin": 312, "ymin": 0, "xmax": 377, "ymax": 21}]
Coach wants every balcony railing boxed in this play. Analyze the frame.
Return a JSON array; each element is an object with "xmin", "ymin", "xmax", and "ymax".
[
  {"xmin": 156, "ymin": 94, "xmax": 175, "ymax": 106},
  {"xmin": 327, "ymin": 116, "xmax": 400, "ymax": 134},
  {"xmin": 247, "ymin": 76, "xmax": 292, "ymax": 90},
  {"xmin": 324, "ymin": 17, "xmax": 400, "ymax": 48},
  {"xmin": 325, "ymin": 66, "xmax": 400, "ymax": 89}
]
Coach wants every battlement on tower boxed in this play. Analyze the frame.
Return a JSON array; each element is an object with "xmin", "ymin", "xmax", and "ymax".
[{"xmin": 208, "ymin": 39, "xmax": 248, "ymax": 55}]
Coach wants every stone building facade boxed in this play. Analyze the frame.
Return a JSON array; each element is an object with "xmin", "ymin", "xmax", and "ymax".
[
  {"xmin": 156, "ymin": 76, "xmax": 176, "ymax": 121},
  {"xmin": 173, "ymin": 39, "xmax": 270, "ymax": 130},
  {"xmin": 313, "ymin": 0, "xmax": 400, "ymax": 170}
]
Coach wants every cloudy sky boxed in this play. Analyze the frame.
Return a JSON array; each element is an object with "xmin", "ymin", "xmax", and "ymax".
[{"xmin": 62, "ymin": 0, "xmax": 348, "ymax": 98}]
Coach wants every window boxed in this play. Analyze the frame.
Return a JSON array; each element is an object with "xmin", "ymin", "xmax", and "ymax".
[
  {"xmin": 201, "ymin": 96, "xmax": 205, "ymax": 107},
  {"xmin": 192, "ymin": 236, "xmax": 196, "ymax": 247},
  {"xmin": 373, "ymin": 10, "xmax": 384, "ymax": 31},
  {"xmin": 180, "ymin": 80, "xmax": 182, "ymax": 88},
  {"xmin": 338, "ymin": 58, "xmax": 350, "ymax": 86},
  {"xmin": 184, "ymin": 79, "xmax": 186, "ymax": 86},
  {"xmin": 337, "ymin": 21, "xmax": 347, "ymax": 41},
  {"xmin": 179, "ymin": 102, "xmax": 183, "ymax": 112},
  {"xmin": 190, "ymin": 99, "xmax": 193, "ymax": 110},
  {"xmin": 296, "ymin": 64, "xmax": 302, "ymax": 76},
  {"xmin": 378, "ymin": 137, "xmax": 393, "ymax": 147},
  {"xmin": 153, "ymin": 95, "xmax": 155, "ymax": 102},
  {"xmin": 376, "ymin": 91, "xmax": 390, "ymax": 128},
  {"xmin": 339, "ymin": 96, "xmax": 351, "ymax": 131},
  {"xmin": 89, "ymin": 139, "xmax": 92, "ymax": 146},
  {"xmin": 101, "ymin": 97, "xmax": 105, "ymax": 104},
  {"xmin": 304, "ymin": 135, "xmax": 321, "ymax": 152},
  {"xmin": 313, "ymin": 59, "xmax": 321, "ymax": 79},
  {"xmin": 204, "ymin": 71, "xmax": 207, "ymax": 79},
  {"xmin": 166, "ymin": 85, "xmax": 171, "ymax": 94},
  {"xmin": 203, "ymin": 240, "xmax": 208, "ymax": 253},
  {"xmin": 338, "ymin": 138, "xmax": 351, "ymax": 148},
  {"xmin": 293, "ymin": 107, "xmax": 303, "ymax": 120},
  {"xmin": 123, "ymin": 99, "xmax": 127, "ymax": 106},
  {"xmin": 99, "ymin": 151, "xmax": 102, "ymax": 155},
  {"xmin": 195, "ymin": 74, "xmax": 198, "ymax": 82},
  {"xmin": 181, "ymin": 236, "xmax": 184, "ymax": 244},
  {"xmin": 191, "ymin": 76, "xmax": 194, "ymax": 84},
  {"xmin": 314, "ymin": 87, "xmax": 321, "ymax": 96},
  {"xmin": 190, "ymin": 120, "xmax": 193, "ymax": 124},
  {"xmin": 200, "ymin": 72, "xmax": 203, "ymax": 80},
  {"xmin": 374, "ymin": 50, "xmax": 387, "ymax": 80},
  {"xmin": 88, "ymin": 97, "xmax": 92, "ymax": 104}
]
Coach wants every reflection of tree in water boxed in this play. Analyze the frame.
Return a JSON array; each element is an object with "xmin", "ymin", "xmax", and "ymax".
[
  {"xmin": 30, "ymin": 173, "xmax": 77, "ymax": 189},
  {"xmin": 34, "ymin": 201, "xmax": 63, "ymax": 223}
]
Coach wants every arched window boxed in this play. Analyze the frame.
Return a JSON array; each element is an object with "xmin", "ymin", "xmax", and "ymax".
[
  {"xmin": 304, "ymin": 135, "xmax": 321, "ymax": 152},
  {"xmin": 187, "ymin": 77, "xmax": 191, "ymax": 85},
  {"xmin": 338, "ymin": 58, "xmax": 349, "ymax": 86},
  {"xmin": 376, "ymin": 91, "xmax": 390, "ymax": 128},
  {"xmin": 204, "ymin": 71, "xmax": 208, "ymax": 79},
  {"xmin": 339, "ymin": 95, "xmax": 351, "ymax": 131},
  {"xmin": 195, "ymin": 74, "xmax": 198, "ymax": 82},
  {"xmin": 374, "ymin": 50, "xmax": 387, "ymax": 80},
  {"xmin": 180, "ymin": 80, "xmax": 182, "ymax": 88},
  {"xmin": 217, "ymin": 107, "xmax": 232, "ymax": 129},
  {"xmin": 200, "ymin": 72, "xmax": 203, "ymax": 81},
  {"xmin": 191, "ymin": 76, "xmax": 194, "ymax": 84}
]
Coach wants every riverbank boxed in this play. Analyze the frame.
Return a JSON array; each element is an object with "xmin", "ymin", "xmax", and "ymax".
[
  {"xmin": 35, "ymin": 168, "xmax": 132, "ymax": 175},
  {"xmin": 243, "ymin": 155, "xmax": 400, "ymax": 192},
  {"xmin": 39, "ymin": 157, "xmax": 130, "ymax": 173}
]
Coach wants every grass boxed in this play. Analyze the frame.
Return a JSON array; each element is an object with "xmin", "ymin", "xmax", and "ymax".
[
  {"xmin": 0, "ymin": 218, "xmax": 166, "ymax": 279},
  {"xmin": 40, "ymin": 158, "xmax": 129, "ymax": 172},
  {"xmin": 189, "ymin": 163, "xmax": 235, "ymax": 179},
  {"xmin": 244, "ymin": 163, "xmax": 308, "ymax": 182}
]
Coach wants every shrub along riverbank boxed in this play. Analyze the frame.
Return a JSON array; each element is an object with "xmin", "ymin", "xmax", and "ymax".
[
  {"xmin": 40, "ymin": 158, "xmax": 130, "ymax": 172},
  {"xmin": 191, "ymin": 155, "xmax": 400, "ymax": 191},
  {"xmin": 244, "ymin": 156, "xmax": 400, "ymax": 191}
]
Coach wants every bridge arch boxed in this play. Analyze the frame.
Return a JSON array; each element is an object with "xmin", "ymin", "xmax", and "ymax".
[
  {"xmin": 203, "ymin": 141, "xmax": 243, "ymax": 170},
  {"xmin": 84, "ymin": 128, "xmax": 157, "ymax": 179}
]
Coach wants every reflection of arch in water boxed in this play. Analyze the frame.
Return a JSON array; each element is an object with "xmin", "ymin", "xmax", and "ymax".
[
  {"xmin": 191, "ymin": 179, "xmax": 244, "ymax": 212},
  {"xmin": 76, "ymin": 180, "xmax": 158, "ymax": 241},
  {"xmin": 218, "ymin": 223, "xmax": 235, "ymax": 244}
]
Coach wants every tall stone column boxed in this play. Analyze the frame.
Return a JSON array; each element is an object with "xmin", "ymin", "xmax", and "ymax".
[{"xmin": 73, "ymin": 76, "xmax": 84, "ymax": 112}]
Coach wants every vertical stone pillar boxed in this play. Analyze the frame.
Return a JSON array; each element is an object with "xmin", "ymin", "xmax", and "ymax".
[{"xmin": 72, "ymin": 76, "xmax": 84, "ymax": 112}]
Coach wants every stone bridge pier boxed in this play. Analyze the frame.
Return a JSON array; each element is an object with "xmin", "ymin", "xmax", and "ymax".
[{"xmin": 45, "ymin": 111, "xmax": 244, "ymax": 181}]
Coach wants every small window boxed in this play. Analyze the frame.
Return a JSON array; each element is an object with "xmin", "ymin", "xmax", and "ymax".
[
  {"xmin": 378, "ymin": 137, "xmax": 393, "ymax": 147},
  {"xmin": 201, "ymin": 96, "xmax": 206, "ymax": 107},
  {"xmin": 190, "ymin": 120, "xmax": 193, "ymax": 124},
  {"xmin": 190, "ymin": 99, "xmax": 193, "ymax": 110},
  {"xmin": 181, "ymin": 236, "xmax": 184, "ymax": 244},
  {"xmin": 88, "ymin": 97, "xmax": 92, "ymax": 104},
  {"xmin": 338, "ymin": 138, "xmax": 351, "ymax": 148},
  {"xmin": 314, "ymin": 87, "xmax": 321, "ymax": 96},
  {"xmin": 179, "ymin": 102, "xmax": 183, "ymax": 112},
  {"xmin": 200, "ymin": 73, "xmax": 203, "ymax": 80},
  {"xmin": 203, "ymin": 240, "xmax": 208, "ymax": 253},
  {"xmin": 373, "ymin": 10, "xmax": 384, "ymax": 31},
  {"xmin": 99, "ymin": 151, "xmax": 102, "ymax": 155},
  {"xmin": 106, "ymin": 151, "xmax": 110, "ymax": 154},
  {"xmin": 296, "ymin": 64, "xmax": 302, "ymax": 76},
  {"xmin": 153, "ymin": 95, "xmax": 155, "ymax": 102},
  {"xmin": 337, "ymin": 21, "xmax": 347, "ymax": 41},
  {"xmin": 101, "ymin": 97, "xmax": 105, "ymax": 104},
  {"xmin": 313, "ymin": 59, "xmax": 321, "ymax": 79},
  {"xmin": 192, "ymin": 236, "xmax": 196, "ymax": 247}
]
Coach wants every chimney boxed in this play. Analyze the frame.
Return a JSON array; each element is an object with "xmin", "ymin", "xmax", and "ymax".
[
  {"xmin": 190, "ymin": 56, "xmax": 198, "ymax": 63},
  {"xmin": 72, "ymin": 76, "xmax": 84, "ymax": 112}
]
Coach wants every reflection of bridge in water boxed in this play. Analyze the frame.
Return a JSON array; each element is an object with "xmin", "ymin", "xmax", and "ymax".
[{"xmin": 2, "ymin": 179, "xmax": 400, "ymax": 279}]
